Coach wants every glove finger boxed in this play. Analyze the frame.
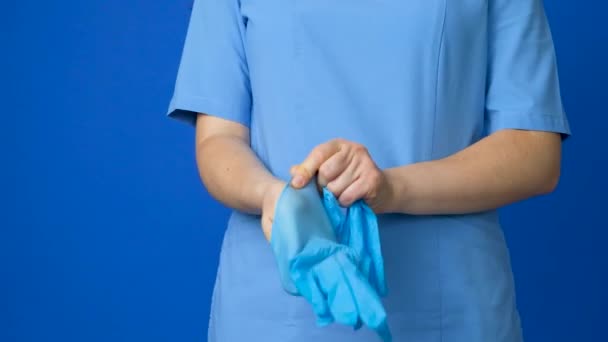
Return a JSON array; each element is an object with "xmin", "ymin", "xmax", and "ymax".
[
  {"xmin": 292, "ymin": 266, "xmax": 332, "ymax": 323},
  {"xmin": 374, "ymin": 321, "xmax": 393, "ymax": 342},
  {"xmin": 314, "ymin": 254, "xmax": 359, "ymax": 327},
  {"xmin": 333, "ymin": 251, "xmax": 390, "ymax": 335},
  {"xmin": 290, "ymin": 240, "xmax": 338, "ymax": 324},
  {"xmin": 360, "ymin": 256, "xmax": 372, "ymax": 284},
  {"xmin": 353, "ymin": 317, "xmax": 363, "ymax": 331},
  {"xmin": 345, "ymin": 205, "xmax": 365, "ymax": 257},
  {"xmin": 331, "ymin": 252, "xmax": 392, "ymax": 342},
  {"xmin": 311, "ymin": 270, "xmax": 334, "ymax": 326},
  {"xmin": 346, "ymin": 204, "xmax": 375, "ymax": 290},
  {"xmin": 361, "ymin": 203, "xmax": 387, "ymax": 295},
  {"xmin": 322, "ymin": 188, "xmax": 348, "ymax": 243}
]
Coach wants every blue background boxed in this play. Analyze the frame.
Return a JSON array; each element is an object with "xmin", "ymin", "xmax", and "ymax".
[{"xmin": 3, "ymin": 0, "xmax": 606, "ymax": 341}]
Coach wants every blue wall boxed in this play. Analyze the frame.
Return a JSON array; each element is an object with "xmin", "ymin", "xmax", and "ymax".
[{"xmin": 4, "ymin": 1, "xmax": 606, "ymax": 341}]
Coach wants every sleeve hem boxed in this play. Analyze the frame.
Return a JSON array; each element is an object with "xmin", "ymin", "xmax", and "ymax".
[
  {"xmin": 485, "ymin": 111, "xmax": 571, "ymax": 138},
  {"xmin": 167, "ymin": 93, "xmax": 251, "ymax": 128}
]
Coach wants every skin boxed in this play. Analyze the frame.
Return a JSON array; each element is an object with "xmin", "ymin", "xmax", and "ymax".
[
  {"xmin": 195, "ymin": 114, "xmax": 562, "ymax": 241},
  {"xmin": 195, "ymin": 114, "xmax": 285, "ymax": 241}
]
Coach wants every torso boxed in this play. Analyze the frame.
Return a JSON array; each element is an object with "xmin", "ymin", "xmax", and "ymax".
[{"xmin": 209, "ymin": 1, "xmax": 523, "ymax": 341}]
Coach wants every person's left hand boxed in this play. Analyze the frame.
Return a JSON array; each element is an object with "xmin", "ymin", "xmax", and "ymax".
[{"xmin": 289, "ymin": 139, "xmax": 393, "ymax": 212}]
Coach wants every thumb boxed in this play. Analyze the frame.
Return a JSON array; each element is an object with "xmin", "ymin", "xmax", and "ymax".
[{"xmin": 291, "ymin": 140, "xmax": 342, "ymax": 188}]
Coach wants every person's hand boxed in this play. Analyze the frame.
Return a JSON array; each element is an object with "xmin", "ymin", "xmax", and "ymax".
[
  {"xmin": 261, "ymin": 179, "xmax": 287, "ymax": 241},
  {"xmin": 289, "ymin": 139, "xmax": 393, "ymax": 212}
]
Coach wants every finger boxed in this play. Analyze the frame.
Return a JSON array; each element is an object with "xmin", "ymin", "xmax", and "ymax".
[
  {"xmin": 290, "ymin": 164, "xmax": 323, "ymax": 194},
  {"xmin": 263, "ymin": 223, "xmax": 271, "ymax": 242},
  {"xmin": 261, "ymin": 214, "xmax": 272, "ymax": 242},
  {"xmin": 326, "ymin": 161, "xmax": 359, "ymax": 201},
  {"xmin": 292, "ymin": 140, "xmax": 342, "ymax": 188},
  {"xmin": 317, "ymin": 149, "xmax": 349, "ymax": 188},
  {"xmin": 338, "ymin": 176, "xmax": 368, "ymax": 207}
]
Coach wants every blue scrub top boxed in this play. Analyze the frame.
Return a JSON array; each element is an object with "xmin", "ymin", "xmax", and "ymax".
[{"xmin": 167, "ymin": 0, "xmax": 570, "ymax": 341}]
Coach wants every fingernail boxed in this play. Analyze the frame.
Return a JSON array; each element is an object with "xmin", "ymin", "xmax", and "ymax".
[{"xmin": 292, "ymin": 175, "xmax": 305, "ymax": 187}]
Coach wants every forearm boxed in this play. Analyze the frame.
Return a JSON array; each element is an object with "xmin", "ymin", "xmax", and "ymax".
[
  {"xmin": 383, "ymin": 129, "xmax": 562, "ymax": 215},
  {"xmin": 196, "ymin": 126, "xmax": 282, "ymax": 215}
]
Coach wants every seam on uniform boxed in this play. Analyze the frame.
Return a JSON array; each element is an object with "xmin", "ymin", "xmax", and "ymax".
[
  {"xmin": 433, "ymin": 6, "xmax": 447, "ymax": 342},
  {"xmin": 437, "ymin": 222, "xmax": 444, "ymax": 342},
  {"xmin": 430, "ymin": 0, "xmax": 447, "ymax": 161}
]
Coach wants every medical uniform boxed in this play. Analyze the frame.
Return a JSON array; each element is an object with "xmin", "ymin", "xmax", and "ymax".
[{"xmin": 167, "ymin": 0, "xmax": 570, "ymax": 340}]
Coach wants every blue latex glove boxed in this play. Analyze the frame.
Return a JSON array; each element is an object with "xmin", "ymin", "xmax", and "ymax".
[
  {"xmin": 269, "ymin": 178, "xmax": 337, "ymax": 295},
  {"xmin": 270, "ymin": 178, "xmax": 391, "ymax": 341},
  {"xmin": 321, "ymin": 188, "xmax": 387, "ymax": 296},
  {"xmin": 290, "ymin": 239, "xmax": 392, "ymax": 341}
]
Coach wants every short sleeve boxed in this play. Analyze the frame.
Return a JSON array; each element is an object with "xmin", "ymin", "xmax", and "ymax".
[
  {"xmin": 167, "ymin": 0, "xmax": 252, "ymax": 127},
  {"xmin": 485, "ymin": 0, "xmax": 571, "ymax": 137}
]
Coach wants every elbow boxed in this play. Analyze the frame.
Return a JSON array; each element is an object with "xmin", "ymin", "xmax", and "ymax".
[
  {"xmin": 537, "ymin": 163, "xmax": 561, "ymax": 195},
  {"xmin": 195, "ymin": 138, "xmax": 220, "ymax": 193},
  {"xmin": 533, "ymin": 131, "xmax": 563, "ymax": 195},
  {"xmin": 195, "ymin": 135, "xmax": 219, "ymax": 194},
  {"xmin": 539, "ymin": 176, "xmax": 559, "ymax": 195}
]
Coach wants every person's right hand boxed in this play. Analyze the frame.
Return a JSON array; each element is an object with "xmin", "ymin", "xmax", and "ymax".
[{"xmin": 261, "ymin": 180, "xmax": 287, "ymax": 242}]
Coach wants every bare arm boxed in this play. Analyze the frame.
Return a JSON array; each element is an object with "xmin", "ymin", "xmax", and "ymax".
[
  {"xmin": 195, "ymin": 114, "xmax": 283, "ymax": 216},
  {"xmin": 382, "ymin": 129, "xmax": 562, "ymax": 215}
]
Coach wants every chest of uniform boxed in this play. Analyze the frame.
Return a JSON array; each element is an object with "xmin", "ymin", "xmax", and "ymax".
[{"xmin": 240, "ymin": 0, "xmax": 487, "ymax": 41}]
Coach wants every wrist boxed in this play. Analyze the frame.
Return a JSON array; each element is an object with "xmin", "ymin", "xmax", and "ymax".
[
  {"xmin": 381, "ymin": 166, "xmax": 416, "ymax": 214},
  {"xmin": 260, "ymin": 177, "xmax": 286, "ymax": 201}
]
